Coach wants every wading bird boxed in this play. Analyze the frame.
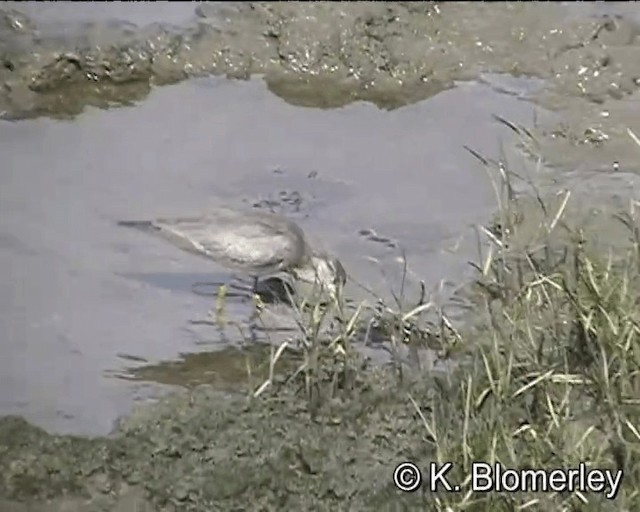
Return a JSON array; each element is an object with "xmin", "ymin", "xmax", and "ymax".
[{"xmin": 118, "ymin": 207, "xmax": 346, "ymax": 299}]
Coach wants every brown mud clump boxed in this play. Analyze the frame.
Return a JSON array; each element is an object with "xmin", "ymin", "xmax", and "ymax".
[{"xmin": 2, "ymin": 3, "xmax": 640, "ymax": 120}]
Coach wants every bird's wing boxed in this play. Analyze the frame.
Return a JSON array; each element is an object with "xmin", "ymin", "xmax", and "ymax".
[
  {"xmin": 152, "ymin": 215, "xmax": 304, "ymax": 271},
  {"xmin": 146, "ymin": 216, "xmax": 219, "ymax": 254}
]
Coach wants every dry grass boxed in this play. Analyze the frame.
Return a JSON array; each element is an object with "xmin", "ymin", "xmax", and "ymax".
[{"xmin": 248, "ymin": 125, "xmax": 640, "ymax": 510}]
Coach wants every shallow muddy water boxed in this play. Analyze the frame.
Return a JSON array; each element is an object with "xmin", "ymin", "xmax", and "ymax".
[
  {"xmin": 0, "ymin": 72, "xmax": 546, "ymax": 435},
  {"xmin": 3, "ymin": 1, "xmax": 640, "ymax": 439}
]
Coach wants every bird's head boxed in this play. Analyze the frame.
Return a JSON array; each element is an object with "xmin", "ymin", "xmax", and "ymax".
[{"xmin": 292, "ymin": 254, "xmax": 347, "ymax": 300}]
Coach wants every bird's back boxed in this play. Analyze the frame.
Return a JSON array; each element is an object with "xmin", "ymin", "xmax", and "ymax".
[{"xmin": 119, "ymin": 208, "xmax": 310, "ymax": 275}]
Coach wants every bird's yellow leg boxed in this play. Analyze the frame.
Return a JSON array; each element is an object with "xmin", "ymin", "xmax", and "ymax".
[
  {"xmin": 213, "ymin": 283, "xmax": 228, "ymax": 327},
  {"xmin": 252, "ymin": 292, "xmax": 265, "ymax": 314}
]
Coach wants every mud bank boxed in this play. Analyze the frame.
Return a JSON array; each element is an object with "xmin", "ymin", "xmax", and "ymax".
[
  {"xmin": 1, "ymin": 3, "xmax": 639, "ymax": 118},
  {"xmin": 0, "ymin": 366, "xmax": 432, "ymax": 511},
  {"xmin": 4, "ymin": 2, "xmax": 640, "ymax": 174}
]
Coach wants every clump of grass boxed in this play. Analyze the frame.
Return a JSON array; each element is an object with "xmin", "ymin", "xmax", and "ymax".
[
  {"xmin": 392, "ymin": 125, "xmax": 639, "ymax": 509},
  {"xmin": 430, "ymin": 189, "xmax": 638, "ymax": 508},
  {"xmin": 251, "ymin": 276, "xmax": 369, "ymax": 417},
  {"xmin": 252, "ymin": 122, "xmax": 640, "ymax": 510}
]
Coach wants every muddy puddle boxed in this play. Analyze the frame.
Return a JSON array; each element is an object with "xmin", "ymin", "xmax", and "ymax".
[
  {"xmin": 0, "ymin": 70, "xmax": 547, "ymax": 435},
  {"xmin": 3, "ymin": 1, "xmax": 640, "ymax": 440}
]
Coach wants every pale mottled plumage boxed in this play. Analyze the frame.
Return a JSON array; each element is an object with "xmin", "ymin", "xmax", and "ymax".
[{"xmin": 118, "ymin": 207, "xmax": 346, "ymax": 296}]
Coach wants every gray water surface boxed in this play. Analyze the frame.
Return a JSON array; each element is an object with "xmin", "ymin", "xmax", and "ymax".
[{"xmin": 0, "ymin": 73, "xmax": 548, "ymax": 435}]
